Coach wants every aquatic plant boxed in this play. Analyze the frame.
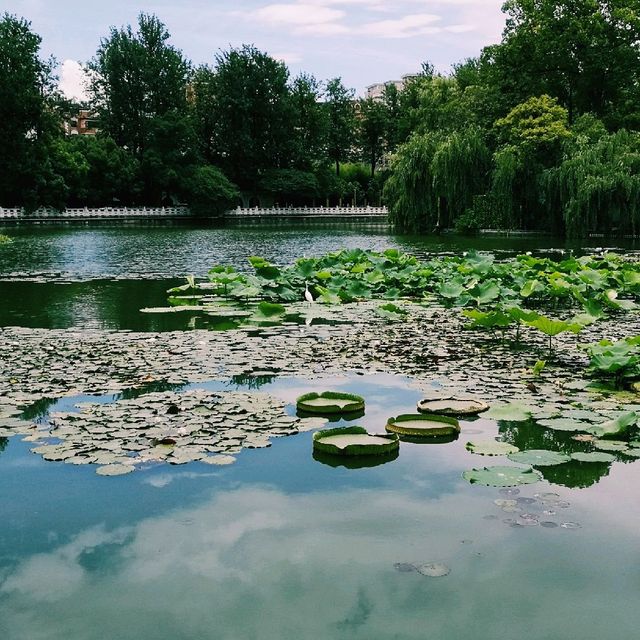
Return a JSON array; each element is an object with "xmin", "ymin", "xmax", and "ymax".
[
  {"xmin": 584, "ymin": 337, "xmax": 640, "ymax": 385},
  {"xmin": 296, "ymin": 391, "xmax": 365, "ymax": 415},
  {"xmin": 312, "ymin": 426, "xmax": 399, "ymax": 457},
  {"xmin": 0, "ymin": 234, "xmax": 12, "ymax": 244}
]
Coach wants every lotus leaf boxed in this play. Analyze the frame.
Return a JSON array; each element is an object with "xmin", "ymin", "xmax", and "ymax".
[
  {"xmin": 585, "ymin": 412, "xmax": 638, "ymax": 439},
  {"xmin": 537, "ymin": 417, "xmax": 590, "ymax": 432},
  {"xmin": 463, "ymin": 465, "xmax": 542, "ymax": 487},
  {"xmin": 414, "ymin": 562, "xmax": 450, "ymax": 577},
  {"xmin": 592, "ymin": 439, "xmax": 629, "ymax": 452},
  {"xmin": 466, "ymin": 440, "xmax": 519, "ymax": 456},
  {"xmin": 507, "ymin": 450, "xmax": 571, "ymax": 466},
  {"xmin": 570, "ymin": 452, "xmax": 616, "ymax": 463},
  {"xmin": 96, "ymin": 464, "xmax": 134, "ymax": 476},
  {"xmin": 484, "ymin": 402, "xmax": 534, "ymax": 422}
]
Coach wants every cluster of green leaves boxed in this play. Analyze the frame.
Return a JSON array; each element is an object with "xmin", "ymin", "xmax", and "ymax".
[
  {"xmin": 174, "ymin": 249, "xmax": 640, "ymax": 348},
  {"xmin": 585, "ymin": 337, "xmax": 640, "ymax": 384}
]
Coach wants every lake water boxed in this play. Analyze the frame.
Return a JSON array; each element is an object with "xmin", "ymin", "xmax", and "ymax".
[{"xmin": 1, "ymin": 225, "xmax": 639, "ymax": 640}]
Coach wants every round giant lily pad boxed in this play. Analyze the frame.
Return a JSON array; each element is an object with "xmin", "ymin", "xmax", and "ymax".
[
  {"xmin": 313, "ymin": 426, "xmax": 399, "ymax": 457},
  {"xmin": 418, "ymin": 397, "xmax": 489, "ymax": 417},
  {"xmin": 386, "ymin": 414, "xmax": 460, "ymax": 438},
  {"xmin": 507, "ymin": 450, "xmax": 571, "ymax": 466},
  {"xmin": 463, "ymin": 465, "xmax": 543, "ymax": 487},
  {"xmin": 466, "ymin": 440, "xmax": 519, "ymax": 456},
  {"xmin": 297, "ymin": 391, "xmax": 365, "ymax": 415}
]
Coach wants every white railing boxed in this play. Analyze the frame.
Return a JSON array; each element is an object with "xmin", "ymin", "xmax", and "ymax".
[
  {"xmin": 227, "ymin": 206, "xmax": 388, "ymax": 217},
  {"xmin": 0, "ymin": 206, "xmax": 191, "ymax": 219}
]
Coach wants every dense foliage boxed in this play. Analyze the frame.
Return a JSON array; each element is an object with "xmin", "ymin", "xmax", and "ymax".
[{"xmin": 1, "ymin": 1, "xmax": 640, "ymax": 233}]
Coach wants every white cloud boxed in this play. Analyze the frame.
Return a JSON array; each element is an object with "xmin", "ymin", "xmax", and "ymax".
[
  {"xmin": 270, "ymin": 51, "xmax": 304, "ymax": 64},
  {"xmin": 361, "ymin": 13, "xmax": 441, "ymax": 38},
  {"xmin": 58, "ymin": 59, "xmax": 89, "ymax": 102},
  {"xmin": 254, "ymin": 3, "xmax": 345, "ymax": 27}
]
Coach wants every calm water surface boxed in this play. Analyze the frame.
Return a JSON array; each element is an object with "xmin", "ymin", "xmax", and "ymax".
[{"xmin": 0, "ymin": 226, "xmax": 639, "ymax": 639}]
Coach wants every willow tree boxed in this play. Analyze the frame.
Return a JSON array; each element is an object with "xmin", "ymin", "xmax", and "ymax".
[
  {"xmin": 542, "ymin": 130, "xmax": 640, "ymax": 237},
  {"xmin": 431, "ymin": 127, "xmax": 491, "ymax": 227},
  {"xmin": 383, "ymin": 133, "xmax": 441, "ymax": 232}
]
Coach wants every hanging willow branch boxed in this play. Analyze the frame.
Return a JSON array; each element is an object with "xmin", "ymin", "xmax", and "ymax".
[{"xmin": 541, "ymin": 130, "xmax": 640, "ymax": 238}]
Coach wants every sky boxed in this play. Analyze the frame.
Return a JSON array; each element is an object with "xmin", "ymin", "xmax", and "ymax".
[{"xmin": 5, "ymin": 0, "xmax": 507, "ymax": 101}]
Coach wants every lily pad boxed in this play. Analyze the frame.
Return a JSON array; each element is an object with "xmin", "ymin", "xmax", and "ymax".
[
  {"xmin": 96, "ymin": 464, "xmax": 134, "ymax": 476},
  {"xmin": 537, "ymin": 418, "xmax": 590, "ymax": 432},
  {"xmin": 592, "ymin": 439, "xmax": 629, "ymax": 452},
  {"xmin": 418, "ymin": 398, "xmax": 489, "ymax": 417},
  {"xmin": 312, "ymin": 426, "xmax": 399, "ymax": 457},
  {"xmin": 507, "ymin": 450, "xmax": 571, "ymax": 466},
  {"xmin": 466, "ymin": 440, "xmax": 519, "ymax": 456},
  {"xmin": 414, "ymin": 562, "xmax": 450, "ymax": 578},
  {"xmin": 296, "ymin": 391, "xmax": 365, "ymax": 415},
  {"xmin": 484, "ymin": 402, "xmax": 534, "ymax": 422},
  {"xmin": 463, "ymin": 465, "xmax": 543, "ymax": 487},
  {"xmin": 570, "ymin": 452, "xmax": 616, "ymax": 463},
  {"xmin": 386, "ymin": 414, "xmax": 460, "ymax": 438}
]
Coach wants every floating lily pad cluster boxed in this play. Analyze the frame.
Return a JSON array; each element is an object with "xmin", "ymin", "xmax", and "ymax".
[
  {"xmin": 485, "ymin": 489, "xmax": 580, "ymax": 530},
  {"xmin": 17, "ymin": 390, "xmax": 328, "ymax": 474}
]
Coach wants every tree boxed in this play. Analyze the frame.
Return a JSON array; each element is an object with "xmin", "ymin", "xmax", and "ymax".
[
  {"xmin": 139, "ymin": 111, "xmax": 200, "ymax": 204},
  {"xmin": 88, "ymin": 13, "xmax": 190, "ymax": 156},
  {"xmin": 183, "ymin": 165, "xmax": 239, "ymax": 216},
  {"xmin": 491, "ymin": 95, "xmax": 571, "ymax": 230},
  {"xmin": 489, "ymin": 0, "xmax": 640, "ymax": 127},
  {"xmin": 325, "ymin": 78, "xmax": 355, "ymax": 175},
  {"xmin": 205, "ymin": 45, "xmax": 294, "ymax": 193},
  {"xmin": 383, "ymin": 133, "xmax": 442, "ymax": 232},
  {"xmin": 290, "ymin": 73, "xmax": 327, "ymax": 169},
  {"xmin": 191, "ymin": 65, "xmax": 218, "ymax": 162},
  {"xmin": 0, "ymin": 14, "xmax": 58, "ymax": 208},
  {"xmin": 542, "ymin": 130, "xmax": 640, "ymax": 237},
  {"xmin": 358, "ymin": 98, "xmax": 388, "ymax": 176}
]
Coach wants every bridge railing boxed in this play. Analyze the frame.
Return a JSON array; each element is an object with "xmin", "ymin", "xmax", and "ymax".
[
  {"xmin": 0, "ymin": 206, "xmax": 191, "ymax": 219},
  {"xmin": 227, "ymin": 206, "xmax": 388, "ymax": 216}
]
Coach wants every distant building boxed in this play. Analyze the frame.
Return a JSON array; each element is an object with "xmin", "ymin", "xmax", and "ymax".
[
  {"xmin": 365, "ymin": 74, "xmax": 421, "ymax": 101},
  {"xmin": 66, "ymin": 110, "xmax": 99, "ymax": 136}
]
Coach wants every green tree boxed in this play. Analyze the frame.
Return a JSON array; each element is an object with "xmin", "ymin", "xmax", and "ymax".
[
  {"xmin": 206, "ymin": 45, "xmax": 294, "ymax": 193},
  {"xmin": 542, "ymin": 130, "xmax": 640, "ymax": 237},
  {"xmin": 358, "ymin": 98, "xmax": 388, "ymax": 176},
  {"xmin": 88, "ymin": 13, "xmax": 191, "ymax": 156},
  {"xmin": 325, "ymin": 78, "xmax": 355, "ymax": 175},
  {"xmin": 138, "ymin": 112, "xmax": 200, "ymax": 205},
  {"xmin": 183, "ymin": 165, "xmax": 239, "ymax": 216},
  {"xmin": 0, "ymin": 14, "xmax": 58, "ymax": 208},
  {"xmin": 490, "ymin": 0, "xmax": 640, "ymax": 127},
  {"xmin": 383, "ymin": 133, "xmax": 442, "ymax": 231},
  {"xmin": 290, "ymin": 73, "xmax": 327, "ymax": 169}
]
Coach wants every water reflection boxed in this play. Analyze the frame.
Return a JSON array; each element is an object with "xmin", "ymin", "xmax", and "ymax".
[
  {"xmin": 498, "ymin": 420, "xmax": 613, "ymax": 488},
  {"xmin": 2, "ymin": 226, "xmax": 639, "ymax": 282},
  {"xmin": 1, "ymin": 483, "xmax": 639, "ymax": 640}
]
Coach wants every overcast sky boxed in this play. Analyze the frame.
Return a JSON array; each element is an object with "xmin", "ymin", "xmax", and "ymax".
[{"xmin": 5, "ymin": 0, "xmax": 506, "ymax": 100}]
